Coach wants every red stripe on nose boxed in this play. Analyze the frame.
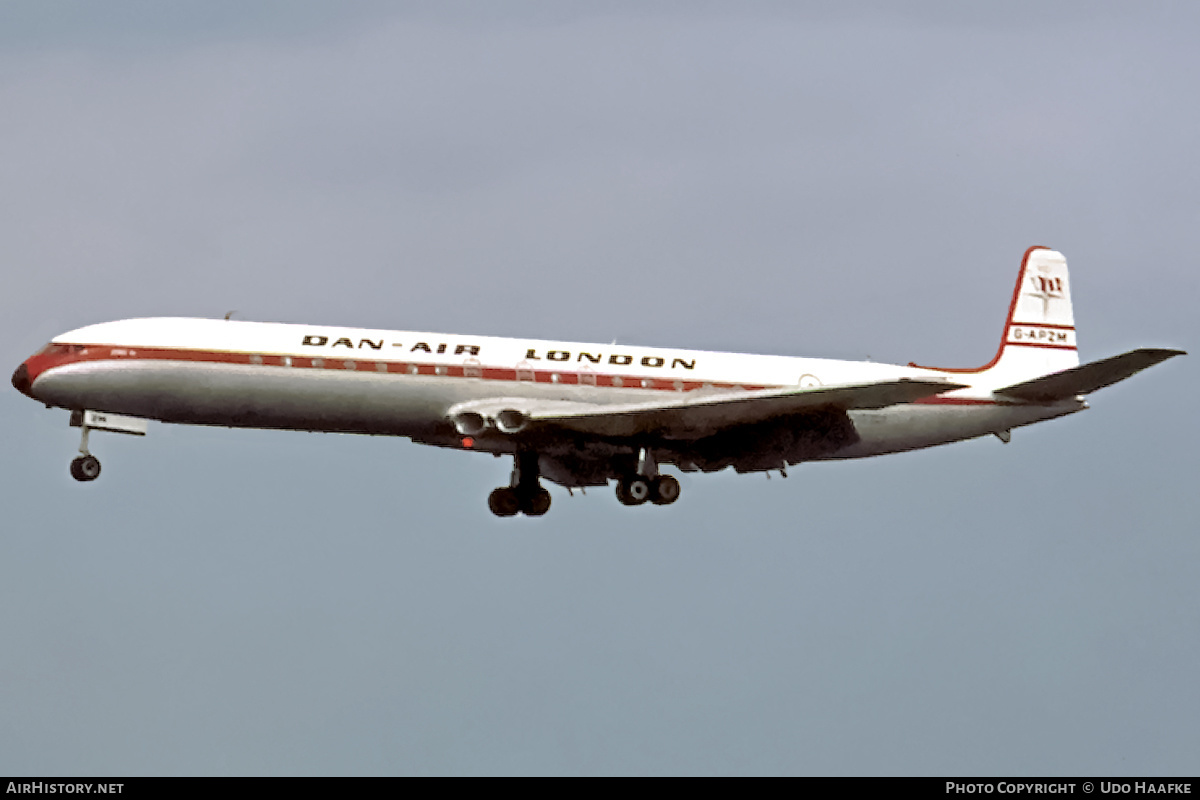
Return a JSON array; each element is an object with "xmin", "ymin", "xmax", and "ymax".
[{"xmin": 11, "ymin": 362, "xmax": 32, "ymax": 397}]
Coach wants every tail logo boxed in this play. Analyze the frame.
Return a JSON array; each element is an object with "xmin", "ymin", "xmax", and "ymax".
[
  {"xmin": 1030, "ymin": 275, "xmax": 1065, "ymax": 296},
  {"xmin": 1026, "ymin": 269, "xmax": 1068, "ymax": 317}
]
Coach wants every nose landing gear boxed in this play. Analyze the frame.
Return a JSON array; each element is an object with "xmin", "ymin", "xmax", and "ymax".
[
  {"xmin": 70, "ymin": 416, "xmax": 101, "ymax": 482},
  {"xmin": 70, "ymin": 454, "xmax": 102, "ymax": 482},
  {"xmin": 64, "ymin": 410, "xmax": 147, "ymax": 483}
]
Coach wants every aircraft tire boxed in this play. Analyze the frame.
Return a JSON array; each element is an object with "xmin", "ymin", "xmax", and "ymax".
[
  {"xmin": 70, "ymin": 455, "xmax": 101, "ymax": 482},
  {"xmin": 521, "ymin": 487, "xmax": 552, "ymax": 517},
  {"xmin": 488, "ymin": 487, "xmax": 521, "ymax": 517},
  {"xmin": 616, "ymin": 476, "xmax": 650, "ymax": 506},
  {"xmin": 650, "ymin": 474, "xmax": 681, "ymax": 505}
]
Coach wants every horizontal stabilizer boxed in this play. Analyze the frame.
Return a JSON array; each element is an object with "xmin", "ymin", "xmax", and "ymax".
[{"xmin": 994, "ymin": 348, "xmax": 1185, "ymax": 402}]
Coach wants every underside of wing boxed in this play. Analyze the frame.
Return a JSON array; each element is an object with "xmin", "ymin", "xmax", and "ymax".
[
  {"xmin": 523, "ymin": 377, "xmax": 966, "ymax": 438},
  {"xmin": 994, "ymin": 348, "xmax": 1185, "ymax": 402},
  {"xmin": 442, "ymin": 377, "xmax": 966, "ymax": 483}
]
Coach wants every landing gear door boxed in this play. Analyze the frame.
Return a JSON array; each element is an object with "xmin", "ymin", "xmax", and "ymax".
[{"xmin": 70, "ymin": 410, "xmax": 148, "ymax": 436}]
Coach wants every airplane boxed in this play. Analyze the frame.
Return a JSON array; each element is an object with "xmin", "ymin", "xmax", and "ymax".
[{"xmin": 11, "ymin": 246, "xmax": 1184, "ymax": 517}]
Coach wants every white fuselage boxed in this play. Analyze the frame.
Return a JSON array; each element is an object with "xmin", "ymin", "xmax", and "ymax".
[{"xmin": 16, "ymin": 316, "xmax": 1082, "ymax": 472}]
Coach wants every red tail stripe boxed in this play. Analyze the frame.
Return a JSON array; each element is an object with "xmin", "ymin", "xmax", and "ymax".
[
  {"xmin": 1004, "ymin": 342, "xmax": 1078, "ymax": 351},
  {"xmin": 1007, "ymin": 322, "xmax": 1075, "ymax": 331}
]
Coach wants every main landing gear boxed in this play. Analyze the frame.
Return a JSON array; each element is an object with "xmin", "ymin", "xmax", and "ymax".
[
  {"xmin": 615, "ymin": 473, "xmax": 680, "ymax": 506},
  {"xmin": 485, "ymin": 448, "xmax": 683, "ymax": 517},
  {"xmin": 488, "ymin": 451, "xmax": 552, "ymax": 517},
  {"xmin": 615, "ymin": 447, "xmax": 681, "ymax": 507}
]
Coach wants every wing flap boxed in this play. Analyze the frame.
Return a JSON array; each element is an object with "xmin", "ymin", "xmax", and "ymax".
[
  {"xmin": 528, "ymin": 378, "xmax": 966, "ymax": 438},
  {"xmin": 994, "ymin": 348, "xmax": 1185, "ymax": 402}
]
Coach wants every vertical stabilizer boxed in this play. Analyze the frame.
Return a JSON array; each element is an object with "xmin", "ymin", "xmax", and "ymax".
[
  {"xmin": 911, "ymin": 247, "xmax": 1081, "ymax": 385},
  {"xmin": 1002, "ymin": 247, "xmax": 1078, "ymax": 377}
]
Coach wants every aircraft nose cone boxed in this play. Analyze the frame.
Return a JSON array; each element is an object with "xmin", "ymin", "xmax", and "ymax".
[{"xmin": 11, "ymin": 362, "xmax": 32, "ymax": 397}]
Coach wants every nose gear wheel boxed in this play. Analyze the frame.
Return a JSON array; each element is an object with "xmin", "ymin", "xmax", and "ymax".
[{"xmin": 70, "ymin": 455, "xmax": 101, "ymax": 482}]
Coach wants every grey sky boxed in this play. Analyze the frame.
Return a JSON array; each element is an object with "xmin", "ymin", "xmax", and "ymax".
[{"xmin": 1, "ymin": 2, "xmax": 1195, "ymax": 776}]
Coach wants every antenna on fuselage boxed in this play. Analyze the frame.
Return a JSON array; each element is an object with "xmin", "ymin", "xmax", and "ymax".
[{"xmin": 224, "ymin": 311, "xmax": 238, "ymax": 320}]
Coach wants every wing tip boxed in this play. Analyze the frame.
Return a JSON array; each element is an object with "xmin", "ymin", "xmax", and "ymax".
[{"xmin": 1132, "ymin": 347, "xmax": 1187, "ymax": 364}]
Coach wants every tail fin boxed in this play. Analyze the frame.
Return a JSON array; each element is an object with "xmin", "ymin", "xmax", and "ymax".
[
  {"xmin": 912, "ymin": 246, "xmax": 1080, "ymax": 384},
  {"xmin": 1001, "ymin": 246, "xmax": 1079, "ymax": 379}
]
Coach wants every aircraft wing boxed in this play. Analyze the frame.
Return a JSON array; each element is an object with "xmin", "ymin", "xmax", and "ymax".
[
  {"xmin": 994, "ymin": 348, "xmax": 1185, "ymax": 402},
  {"xmin": 502, "ymin": 377, "xmax": 966, "ymax": 439}
]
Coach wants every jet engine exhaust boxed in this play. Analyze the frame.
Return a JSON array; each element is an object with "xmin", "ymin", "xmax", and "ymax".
[
  {"xmin": 495, "ymin": 409, "xmax": 528, "ymax": 434},
  {"xmin": 451, "ymin": 411, "xmax": 487, "ymax": 436}
]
